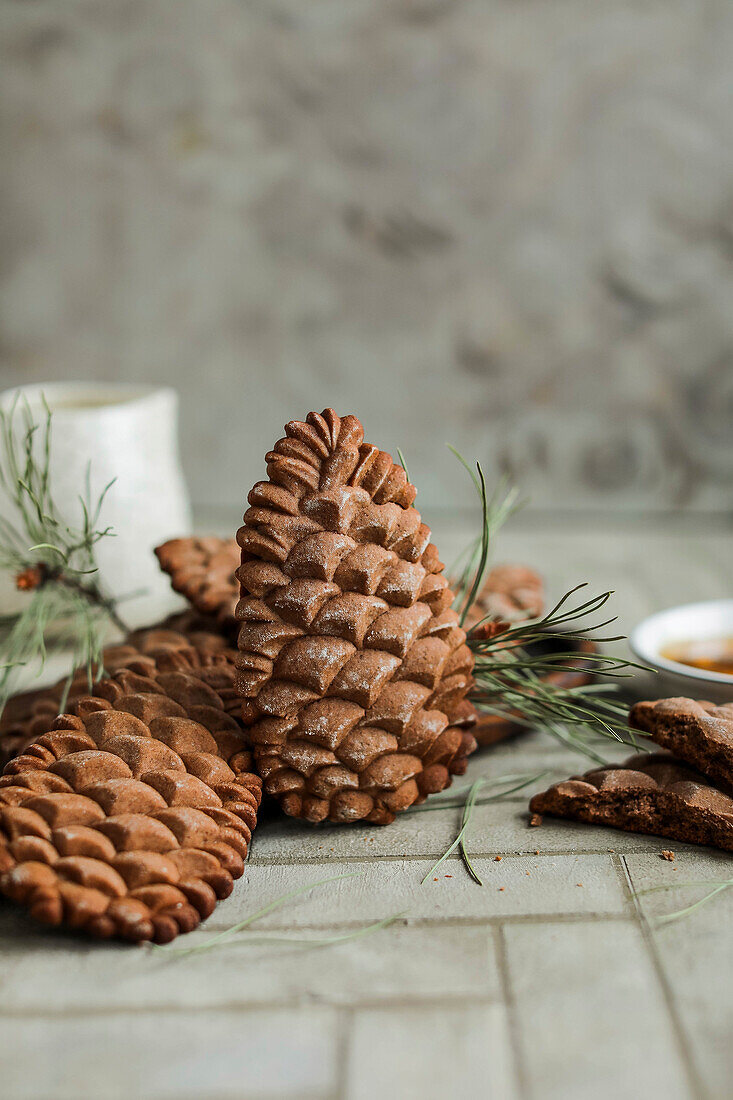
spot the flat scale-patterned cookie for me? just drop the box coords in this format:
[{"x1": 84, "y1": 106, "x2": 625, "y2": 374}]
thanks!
[
  {"x1": 631, "y1": 697, "x2": 733, "y2": 793},
  {"x1": 530, "y1": 753, "x2": 733, "y2": 852},
  {"x1": 0, "y1": 666, "x2": 261, "y2": 943},
  {"x1": 463, "y1": 564, "x2": 544, "y2": 629},
  {"x1": 156, "y1": 537, "x2": 240, "y2": 629},
  {"x1": 236, "y1": 409, "x2": 476, "y2": 825},
  {"x1": 0, "y1": 616, "x2": 239, "y2": 766}
]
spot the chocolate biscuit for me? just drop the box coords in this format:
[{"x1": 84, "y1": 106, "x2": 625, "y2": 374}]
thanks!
[
  {"x1": 631, "y1": 697, "x2": 733, "y2": 793},
  {"x1": 0, "y1": 665, "x2": 261, "y2": 943},
  {"x1": 155, "y1": 537, "x2": 239, "y2": 629},
  {"x1": 464, "y1": 564, "x2": 544, "y2": 629},
  {"x1": 235, "y1": 408, "x2": 476, "y2": 824},
  {"x1": 530, "y1": 753, "x2": 733, "y2": 852},
  {"x1": 0, "y1": 615, "x2": 239, "y2": 767}
]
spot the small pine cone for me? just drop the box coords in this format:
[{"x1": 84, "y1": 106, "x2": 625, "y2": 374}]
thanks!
[
  {"x1": 235, "y1": 408, "x2": 476, "y2": 825},
  {"x1": 0, "y1": 665, "x2": 260, "y2": 943},
  {"x1": 155, "y1": 537, "x2": 240, "y2": 634}
]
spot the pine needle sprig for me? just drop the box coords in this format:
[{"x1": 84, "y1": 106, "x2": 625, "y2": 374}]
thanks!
[
  {"x1": 206, "y1": 912, "x2": 407, "y2": 950},
  {"x1": 633, "y1": 878, "x2": 733, "y2": 926},
  {"x1": 447, "y1": 447, "x2": 524, "y2": 625},
  {"x1": 152, "y1": 871, "x2": 362, "y2": 954},
  {"x1": 538, "y1": 720, "x2": 612, "y2": 766},
  {"x1": 419, "y1": 771, "x2": 547, "y2": 883},
  {"x1": 153, "y1": 871, "x2": 404, "y2": 956},
  {"x1": 421, "y1": 777, "x2": 484, "y2": 884},
  {"x1": 453, "y1": 459, "x2": 654, "y2": 764},
  {"x1": 0, "y1": 395, "x2": 127, "y2": 715},
  {"x1": 468, "y1": 584, "x2": 636, "y2": 651},
  {"x1": 404, "y1": 770, "x2": 547, "y2": 814}
]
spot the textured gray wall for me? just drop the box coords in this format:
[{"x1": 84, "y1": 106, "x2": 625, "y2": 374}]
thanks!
[{"x1": 1, "y1": 0, "x2": 732, "y2": 515}]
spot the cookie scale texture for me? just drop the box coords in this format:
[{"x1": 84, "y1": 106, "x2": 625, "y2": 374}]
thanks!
[
  {"x1": 0, "y1": 665, "x2": 261, "y2": 943},
  {"x1": 235, "y1": 409, "x2": 477, "y2": 825},
  {"x1": 155, "y1": 537, "x2": 240, "y2": 631}
]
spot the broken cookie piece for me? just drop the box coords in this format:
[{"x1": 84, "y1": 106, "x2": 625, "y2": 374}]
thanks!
[
  {"x1": 630, "y1": 697, "x2": 733, "y2": 794},
  {"x1": 529, "y1": 754, "x2": 733, "y2": 853}
]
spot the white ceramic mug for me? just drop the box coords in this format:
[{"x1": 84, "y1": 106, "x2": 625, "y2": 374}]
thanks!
[{"x1": 0, "y1": 382, "x2": 192, "y2": 632}]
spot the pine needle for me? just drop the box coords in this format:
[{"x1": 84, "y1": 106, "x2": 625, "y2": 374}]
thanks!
[
  {"x1": 447, "y1": 446, "x2": 524, "y2": 622},
  {"x1": 404, "y1": 771, "x2": 548, "y2": 814},
  {"x1": 153, "y1": 870, "x2": 366, "y2": 955},
  {"x1": 633, "y1": 878, "x2": 733, "y2": 926},
  {"x1": 421, "y1": 778, "x2": 484, "y2": 884},
  {"x1": 459, "y1": 779, "x2": 485, "y2": 884},
  {"x1": 447, "y1": 459, "x2": 654, "y2": 760},
  {"x1": 419, "y1": 771, "x2": 546, "y2": 884},
  {"x1": 159, "y1": 911, "x2": 408, "y2": 955},
  {"x1": 396, "y1": 448, "x2": 410, "y2": 484}
]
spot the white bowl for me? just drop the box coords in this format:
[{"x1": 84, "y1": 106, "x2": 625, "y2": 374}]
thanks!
[{"x1": 630, "y1": 600, "x2": 733, "y2": 704}]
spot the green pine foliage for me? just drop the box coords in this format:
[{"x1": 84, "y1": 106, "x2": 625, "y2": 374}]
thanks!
[{"x1": 0, "y1": 394, "x2": 126, "y2": 714}]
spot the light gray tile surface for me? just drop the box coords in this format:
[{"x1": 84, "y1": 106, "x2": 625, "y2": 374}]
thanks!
[
  {"x1": 0, "y1": 1009, "x2": 338, "y2": 1100},
  {"x1": 0, "y1": 923, "x2": 502, "y2": 1012},
  {"x1": 503, "y1": 920, "x2": 692, "y2": 1100},
  {"x1": 0, "y1": 520, "x2": 731, "y2": 1099},
  {"x1": 346, "y1": 1004, "x2": 519, "y2": 1100},
  {"x1": 212, "y1": 853, "x2": 627, "y2": 929},
  {"x1": 624, "y1": 850, "x2": 733, "y2": 1100}
]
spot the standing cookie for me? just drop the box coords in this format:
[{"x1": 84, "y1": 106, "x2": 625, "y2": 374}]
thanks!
[{"x1": 235, "y1": 409, "x2": 476, "y2": 824}]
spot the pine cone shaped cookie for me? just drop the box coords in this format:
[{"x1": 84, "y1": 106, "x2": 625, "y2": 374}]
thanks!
[
  {"x1": 0, "y1": 665, "x2": 261, "y2": 943},
  {"x1": 463, "y1": 564, "x2": 544, "y2": 628},
  {"x1": 155, "y1": 537, "x2": 240, "y2": 631},
  {"x1": 235, "y1": 409, "x2": 476, "y2": 825},
  {"x1": 0, "y1": 615, "x2": 239, "y2": 767}
]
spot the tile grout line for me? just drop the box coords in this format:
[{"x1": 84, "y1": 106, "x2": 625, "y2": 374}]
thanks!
[
  {"x1": 334, "y1": 1004, "x2": 352, "y2": 1100},
  {"x1": 615, "y1": 854, "x2": 708, "y2": 1100},
  {"x1": 247, "y1": 845, "x2": 685, "y2": 866},
  {"x1": 0, "y1": 911, "x2": 639, "y2": 954},
  {"x1": 493, "y1": 923, "x2": 530, "y2": 1100},
  {"x1": 0, "y1": 996, "x2": 502, "y2": 1021},
  {"x1": 195, "y1": 911, "x2": 632, "y2": 934}
]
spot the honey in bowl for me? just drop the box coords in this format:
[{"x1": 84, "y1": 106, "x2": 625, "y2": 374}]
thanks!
[{"x1": 661, "y1": 638, "x2": 733, "y2": 677}]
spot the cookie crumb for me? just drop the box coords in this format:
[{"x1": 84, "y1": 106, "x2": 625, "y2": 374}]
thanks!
[
  {"x1": 494, "y1": 855, "x2": 502, "y2": 862},
  {"x1": 661, "y1": 850, "x2": 675, "y2": 862},
  {"x1": 499, "y1": 887, "x2": 505, "y2": 892},
  {"x1": 534, "y1": 850, "x2": 540, "y2": 856},
  {"x1": 529, "y1": 813, "x2": 543, "y2": 827},
  {"x1": 576, "y1": 882, "x2": 583, "y2": 887}
]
